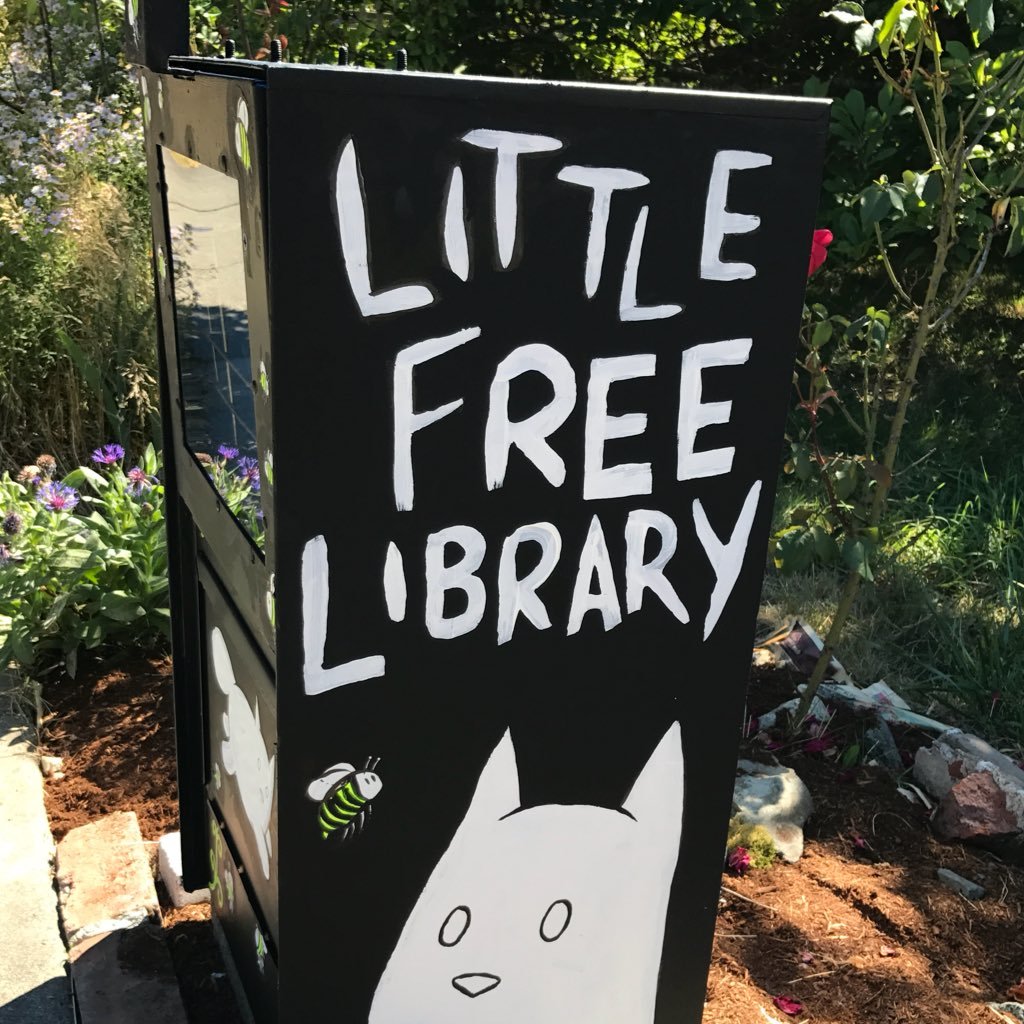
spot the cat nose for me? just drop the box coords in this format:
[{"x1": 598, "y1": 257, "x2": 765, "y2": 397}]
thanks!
[{"x1": 452, "y1": 973, "x2": 501, "y2": 998}]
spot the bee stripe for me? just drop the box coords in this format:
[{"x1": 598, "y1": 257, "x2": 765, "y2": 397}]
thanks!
[
  {"x1": 343, "y1": 781, "x2": 367, "y2": 804},
  {"x1": 320, "y1": 804, "x2": 349, "y2": 827},
  {"x1": 334, "y1": 789, "x2": 362, "y2": 812}
]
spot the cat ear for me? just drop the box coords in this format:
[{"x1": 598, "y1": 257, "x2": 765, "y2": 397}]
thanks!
[
  {"x1": 211, "y1": 628, "x2": 236, "y2": 695},
  {"x1": 622, "y1": 721, "x2": 684, "y2": 827},
  {"x1": 460, "y1": 729, "x2": 521, "y2": 826}
]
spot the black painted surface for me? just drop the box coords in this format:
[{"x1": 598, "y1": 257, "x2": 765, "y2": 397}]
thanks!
[{"x1": 264, "y1": 65, "x2": 829, "y2": 1022}]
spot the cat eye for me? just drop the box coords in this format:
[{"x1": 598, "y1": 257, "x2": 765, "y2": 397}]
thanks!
[
  {"x1": 539, "y1": 899, "x2": 572, "y2": 942},
  {"x1": 439, "y1": 905, "x2": 471, "y2": 947}
]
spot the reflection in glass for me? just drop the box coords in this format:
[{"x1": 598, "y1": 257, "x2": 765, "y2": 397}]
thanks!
[{"x1": 163, "y1": 148, "x2": 264, "y2": 551}]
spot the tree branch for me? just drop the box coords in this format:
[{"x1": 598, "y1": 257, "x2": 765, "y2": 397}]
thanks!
[{"x1": 873, "y1": 223, "x2": 917, "y2": 309}]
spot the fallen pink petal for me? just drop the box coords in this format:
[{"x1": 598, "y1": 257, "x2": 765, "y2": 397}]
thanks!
[
  {"x1": 799, "y1": 950, "x2": 815, "y2": 964},
  {"x1": 728, "y1": 846, "x2": 752, "y2": 875},
  {"x1": 773, "y1": 994, "x2": 805, "y2": 1016}
]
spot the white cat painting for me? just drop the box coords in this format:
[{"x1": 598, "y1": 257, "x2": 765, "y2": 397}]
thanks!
[
  {"x1": 369, "y1": 722, "x2": 684, "y2": 1024},
  {"x1": 211, "y1": 627, "x2": 276, "y2": 879}
]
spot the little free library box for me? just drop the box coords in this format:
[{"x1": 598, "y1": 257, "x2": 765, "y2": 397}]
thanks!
[{"x1": 129, "y1": 8, "x2": 829, "y2": 1020}]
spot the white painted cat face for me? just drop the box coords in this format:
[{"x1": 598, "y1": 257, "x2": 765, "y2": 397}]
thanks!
[
  {"x1": 211, "y1": 627, "x2": 276, "y2": 879},
  {"x1": 369, "y1": 723, "x2": 683, "y2": 1024}
]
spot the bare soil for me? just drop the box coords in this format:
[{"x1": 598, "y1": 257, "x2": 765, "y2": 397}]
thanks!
[{"x1": 39, "y1": 655, "x2": 1024, "y2": 1023}]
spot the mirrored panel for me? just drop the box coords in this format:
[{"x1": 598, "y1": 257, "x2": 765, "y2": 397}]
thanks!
[{"x1": 162, "y1": 148, "x2": 264, "y2": 552}]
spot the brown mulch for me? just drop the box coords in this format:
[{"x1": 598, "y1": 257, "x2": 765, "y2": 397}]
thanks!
[
  {"x1": 40, "y1": 653, "x2": 179, "y2": 842},
  {"x1": 39, "y1": 654, "x2": 243, "y2": 1024},
  {"x1": 38, "y1": 654, "x2": 1024, "y2": 1024}
]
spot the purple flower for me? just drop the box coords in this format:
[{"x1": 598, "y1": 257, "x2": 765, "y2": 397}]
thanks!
[
  {"x1": 236, "y1": 457, "x2": 260, "y2": 492},
  {"x1": 126, "y1": 466, "x2": 153, "y2": 496},
  {"x1": 2, "y1": 512, "x2": 22, "y2": 536},
  {"x1": 217, "y1": 444, "x2": 239, "y2": 460},
  {"x1": 90, "y1": 443, "x2": 125, "y2": 465},
  {"x1": 37, "y1": 482, "x2": 79, "y2": 512}
]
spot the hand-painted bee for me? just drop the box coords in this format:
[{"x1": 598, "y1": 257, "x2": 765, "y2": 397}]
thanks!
[{"x1": 306, "y1": 756, "x2": 382, "y2": 840}]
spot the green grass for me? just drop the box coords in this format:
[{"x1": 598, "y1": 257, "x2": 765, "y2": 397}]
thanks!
[{"x1": 763, "y1": 316, "x2": 1024, "y2": 753}]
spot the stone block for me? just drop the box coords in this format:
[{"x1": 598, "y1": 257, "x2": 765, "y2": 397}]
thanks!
[{"x1": 56, "y1": 811, "x2": 159, "y2": 948}]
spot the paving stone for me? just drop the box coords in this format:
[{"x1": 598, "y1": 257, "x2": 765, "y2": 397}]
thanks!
[
  {"x1": 70, "y1": 924, "x2": 187, "y2": 1024},
  {"x1": 0, "y1": 678, "x2": 74, "y2": 1024},
  {"x1": 158, "y1": 832, "x2": 210, "y2": 908},
  {"x1": 56, "y1": 811, "x2": 159, "y2": 948}
]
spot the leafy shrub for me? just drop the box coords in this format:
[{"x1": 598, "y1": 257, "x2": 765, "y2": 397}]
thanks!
[
  {"x1": 0, "y1": 0, "x2": 155, "y2": 469},
  {"x1": 0, "y1": 443, "x2": 168, "y2": 679}
]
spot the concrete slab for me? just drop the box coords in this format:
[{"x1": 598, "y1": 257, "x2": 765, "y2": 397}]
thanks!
[
  {"x1": 0, "y1": 678, "x2": 74, "y2": 1024},
  {"x1": 56, "y1": 811, "x2": 160, "y2": 948},
  {"x1": 70, "y1": 924, "x2": 187, "y2": 1024}
]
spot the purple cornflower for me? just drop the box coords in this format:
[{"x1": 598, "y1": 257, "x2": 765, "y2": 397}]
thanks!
[
  {"x1": 126, "y1": 466, "x2": 153, "y2": 496},
  {"x1": 37, "y1": 482, "x2": 80, "y2": 512},
  {"x1": 217, "y1": 444, "x2": 239, "y2": 460},
  {"x1": 91, "y1": 443, "x2": 125, "y2": 465},
  {"x1": 236, "y1": 457, "x2": 260, "y2": 492},
  {"x1": 2, "y1": 511, "x2": 22, "y2": 536}
]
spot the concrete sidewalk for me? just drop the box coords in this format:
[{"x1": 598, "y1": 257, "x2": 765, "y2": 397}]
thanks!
[{"x1": 0, "y1": 677, "x2": 74, "y2": 1024}]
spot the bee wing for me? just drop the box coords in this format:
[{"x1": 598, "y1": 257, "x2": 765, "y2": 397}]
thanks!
[{"x1": 306, "y1": 763, "x2": 355, "y2": 801}]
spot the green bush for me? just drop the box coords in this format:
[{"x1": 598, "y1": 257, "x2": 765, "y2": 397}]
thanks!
[
  {"x1": 0, "y1": 0, "x2": 156, "y2": 470},
  {"x1": 0, "y1": 443, "x2": 168, "y2": 679}
]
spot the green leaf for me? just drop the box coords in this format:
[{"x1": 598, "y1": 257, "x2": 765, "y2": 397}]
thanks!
[
  {"x1": 966, "y1": 0, "x2": 994, "y2": 42},
  {"x1": 853, "y1": 19, "x2": 878, "y2": 52},
  {"x1": 812, "y1": 320, "x2": 834, "y2": 347},
  {"x1": 99, "y1": 592, "x2": 146, "y2": 623},
  {"x1": 945, "y1": 39, "x2": 971, "y2": 64},
  {"x1": 860, "y1": 184, "x2": 893, "y2": 227},
  {"x1": 840, "y1": 743, "x2": 862, "y2": 769},
  {"x1": 825, "y1": 2, "x2": 866, "y2": 24},
  {"x1": 1005, "y1": 197, "x2": 1024, "y2": 258},
  {"x1": 51, "y1": 548, "x2": 93, "y2": 570},
  {"x1": 834, "y1": 461, "x2": 860, "y2": 499},
  {"x1": 845, "y1": 89, "x2": 866, "y2": 126},
  {"x1": 810, "y1": 525, "x2": 841, "y2": 564},
  {"x1": 878, "y1": 0, "x2": 909, "y2": 57},
  {"x1": 63, "y1": 466, "x2": 109, "y2": 493},
  {"x1": 774, "y1": 528, "x2": 816, "y2": 574},
  {"x1": 842, "y1": 537, "x2": 875, "y2": 580}
]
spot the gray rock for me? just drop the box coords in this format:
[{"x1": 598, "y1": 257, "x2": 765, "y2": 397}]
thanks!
[
  {"x1": 936, "y1": 867, "x2": 985, "y2": 900},
  {"x1": 733, "y1": 760, "x2": 814, "y2": 862},
  {"x1": 864, "y1": 719, "x2": 903, "y2": 773}
]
